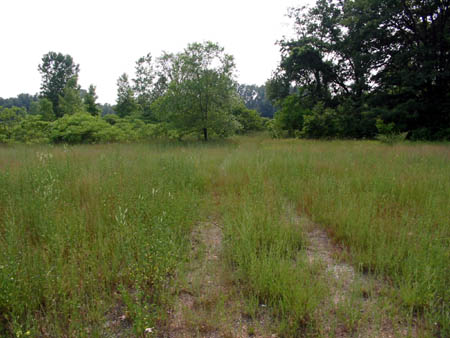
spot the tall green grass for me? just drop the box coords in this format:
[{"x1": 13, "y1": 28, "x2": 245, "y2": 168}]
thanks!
[
  {"x1": 206, "y1": 137, "x2": 448, "y2": 336},
  {"x1": 226, "y1": 139, "x2": 449, "y2": 335},
  {"x1": 0, "y1": 144, "x2": 210, "y2": 336},
  {"x1": 0, "y1": 138, "x2": 448, "y2": 336},
  {"x1": 217, "y1": 148, "x2": 327, "y2": 336}
]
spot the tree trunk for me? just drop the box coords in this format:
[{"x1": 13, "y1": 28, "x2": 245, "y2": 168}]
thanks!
[{"x1": 203, "y1": 128, "x2": 208, "y2": 141}]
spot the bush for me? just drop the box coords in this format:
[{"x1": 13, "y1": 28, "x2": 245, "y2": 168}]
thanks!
[
  {"x1": 50, "y1": 112, "x2": 120, "y2": 144},
  {"x1": 231, "y1": 103, "x2": 264, "y2": 133},
  {"x1": 410, "y1": 127, "x2": 450, "y2": 141},
  {"x1": 274, "y1": 94, "x2": 309, "y2": 137},
  {"x1": 0, "y1": 106, "x2": 27, "y2": 143},
  {"x1": 266, "y1": 119, "x2": 285, "y2": 139},
  {"x1": 300, "y1": 103, "x2": 341, "y2": 139},
  {"x1": 376, "y1": 132, "x2": 408, "y2": 145},
  {"x1": 335, "y1": 100, "x2": 378, "y2": 138},
  {"x1": 12, "y1": 115, "x2": 51, "y2": 144},
  {"x1": 210, "y1": 113, "x2": 243, "y2": 138},
  {"x1": 1, "y1": 102, "x2": 250, "y2": 144},
  {"x1": 375, "y1": 118, "x2": 408, "y2": 145},
  {"x1": 50, "y1": 113, "x2": 180, "y2": 144}
]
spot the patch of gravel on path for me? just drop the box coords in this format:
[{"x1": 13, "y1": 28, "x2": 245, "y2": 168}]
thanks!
[
  {"x1": 163, "y1": 219, "x2": 273, "y2": 338},
  {"x1": 297, "y1": 214, "x2": 418, "y2": 337}
]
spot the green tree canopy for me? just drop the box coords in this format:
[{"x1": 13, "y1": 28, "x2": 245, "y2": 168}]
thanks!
[
  {"x1": 58, "y1": 77, "x2": 85, "y2": 116},
  {"x1": 84, "y1": 85, "x2": 101, "y2": 116},
  {"x1": 38, "y1": 52, "x2": 80, "y2": 118},
  {"x1": 268, "y1": 0, "x2": 450, "y2": 140},
  {"x1": 133, "y1": 53, "x2": 155, "y2": 120},
  {"x1": 29, "y1": 98, "x2": 55, "y2": 121},
  {"x1": 115, "y1": 73, "x2": 140, "y2": 118},
  {"x1": 155, "y1": 41, "x2": 239, "y2": 141}
]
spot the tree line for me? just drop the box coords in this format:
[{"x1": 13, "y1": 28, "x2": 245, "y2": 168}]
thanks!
[
  {"x1": 1, "y1": 0, "x2": 448, "y2": 143},
  {"x1": 0, "y1": 42, "x2": 266, "y2": 144},
  {"x1": 267, "y1": 0, "x2": 449, "y2": 140}
]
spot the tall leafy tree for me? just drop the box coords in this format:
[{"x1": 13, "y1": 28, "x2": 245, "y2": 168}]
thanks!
[
  {"x1": 100, "y1": 103, "x2": 116, "y2": 116},
  {"x1": 269, "y1": 0, "x2": 450, "y2": 139},
  {"x1": 84, "y1": 85, "x2": 101, "y2": 116},
  {"x1": 270, "y1": 0, "x2": 386, "y2": 103},
  {"x1": 133, "y1": 53, "x2": 155, "y2": 119},
  {"x1": 58, "y1": 77, "x2": 84, "y2": 115},
  {"x1": 156, "y1": 42, "x2": 238, "y2": 141},
  {"x1": 372, "y1": 0, "x2": 450, "y2": 136},
  {"x1": 38, "y1": 52, "x2": 80, "y2": 118},
  {"x1": 115, "y1": 73, "x2": 139, "y2": 118},
  {"x1": 131, "y1": 52, "x2": 177, "y2": 122}
]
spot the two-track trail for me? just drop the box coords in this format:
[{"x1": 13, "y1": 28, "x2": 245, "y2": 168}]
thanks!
[
  {"x1": 161, "y1": 214, "x2": 418, "y2": 337},
  {"x1": 159, "y1": 143, "x2": 420, "y2": 338}
]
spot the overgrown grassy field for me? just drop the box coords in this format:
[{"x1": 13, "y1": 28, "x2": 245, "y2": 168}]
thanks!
[{"x1": 0, "y1": 137, "x2": 448, "y2": 337}]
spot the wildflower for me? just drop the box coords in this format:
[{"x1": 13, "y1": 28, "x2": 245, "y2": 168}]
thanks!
[{"x1": 144, "y1": 327, "x2": 154, "y2": 333}]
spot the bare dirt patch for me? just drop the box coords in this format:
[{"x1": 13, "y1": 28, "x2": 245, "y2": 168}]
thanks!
[
  {"x1": 162, "y1": 218, "x2": 273, "y2": 338},
  {"x1": 298, "y1": 215, "x2": 419, "y2": 337}
]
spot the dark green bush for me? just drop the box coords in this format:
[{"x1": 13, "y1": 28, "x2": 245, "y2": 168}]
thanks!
[{"x1": 300, "y1": 103, "x2": 341, "y2": 139}]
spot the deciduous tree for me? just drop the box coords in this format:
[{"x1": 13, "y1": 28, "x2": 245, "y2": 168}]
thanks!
[
  {"x1": 133, "y1": 53, "x2": 155, "y2": 120},
  {"x1": 38, "y1": 52, "x2": 80, "y2": 117},
  {"x1": 115, "y1": 73, "x2": 140, "y2": 118},
  {"x1": 269, "y1": 0, "x2": 450, "y2": 139},
  {"x1": 84, "y1": 85, "x2": 101, "y2": 116},
  {"x1": 58, "y1": 77, "x2": 84, "y2": 115},
  {"x1": 156, "y1": 41, "x2": 238, "y2": 141}
]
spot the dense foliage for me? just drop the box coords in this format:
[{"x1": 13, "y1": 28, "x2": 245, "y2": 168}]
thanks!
[
  {"x1": 151, "y1": 42, "x2": 241, "y2": 141},
  {"x1": 0, "y1": 43, "x2": 265, "y2": 144},
  {"x1": 0, "y1": 94, "x2": 37, "y2": 111},
  {"x1": 38, "y1": 52, "x2": 80, "y2": 118},
  {"x1": 268, "y1": 0, "x2": 450, "y2": 140},
  {"x1": 0, "y1": 106, "x2": 212, "y2": 145}
]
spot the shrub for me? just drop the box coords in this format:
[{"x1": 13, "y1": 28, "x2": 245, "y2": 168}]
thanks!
[
  {"x1": 274, "y1": 94, "x2": 309, "y2": 137},
  {"x1": 300, "y1": 103, "x2": 341, "y2": 139},
  {"x1": 266, "y1": 119, "x2": 284, "y2": 139},
  {"x1": 375, "y1": 118, "x2": 408, "y2": 145},
  {"x1": 231, "y1": 103, "x2": 264, "y2": 133},
  {"x1": 12, "y1": 115, "x2": 51, "y2": 144},
  {"x1": 0, "y1": 106, "x2": 27, "y2": 143},
  {"x1": 50, "y1": 112, "x2": 119, "y2": 144}
]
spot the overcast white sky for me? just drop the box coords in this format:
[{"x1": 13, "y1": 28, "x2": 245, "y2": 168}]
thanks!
[{"x1": 0, "y1": 0, "x2": 312, "y2": 104}]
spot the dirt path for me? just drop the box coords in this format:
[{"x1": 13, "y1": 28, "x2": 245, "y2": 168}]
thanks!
[
  {"x1": 298, "y1": 215, "x2": 419, "y2": 337},
  {"x1": 162, "y1": 218, "x2": 273, "y2": 338},
  {"x1": 161, "y1": 197, "x2": 419, "y2": 338}
]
